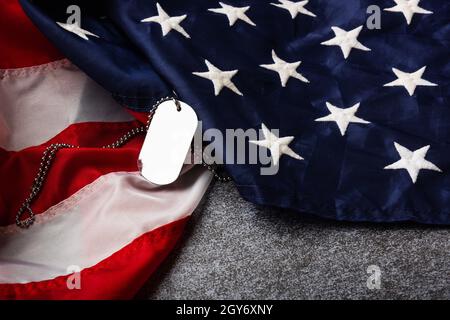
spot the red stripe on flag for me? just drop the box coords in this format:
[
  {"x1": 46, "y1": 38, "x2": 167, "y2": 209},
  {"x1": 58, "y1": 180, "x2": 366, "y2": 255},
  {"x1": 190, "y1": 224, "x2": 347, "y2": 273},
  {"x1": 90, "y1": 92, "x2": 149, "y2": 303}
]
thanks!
[
  {"x1": 0, "y1": 121, "x2": 145, "y2": 226},
  {"x1": 0, "y1": 0, "x2": 63, "y2": 69},
  {"x1": 0, "y1": 216, "x2": 188, "y2": 299}
]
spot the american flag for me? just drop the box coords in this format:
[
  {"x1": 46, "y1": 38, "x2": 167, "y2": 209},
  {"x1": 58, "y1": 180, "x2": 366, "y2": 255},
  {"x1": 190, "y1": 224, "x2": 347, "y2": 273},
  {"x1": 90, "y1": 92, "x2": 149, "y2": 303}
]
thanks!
[
  {"x1": 1, "y1": 0, "x2": 449, "y2": 298},
  {"x1": 0, "y1": 1, "x2": 211, "y2": 299}
]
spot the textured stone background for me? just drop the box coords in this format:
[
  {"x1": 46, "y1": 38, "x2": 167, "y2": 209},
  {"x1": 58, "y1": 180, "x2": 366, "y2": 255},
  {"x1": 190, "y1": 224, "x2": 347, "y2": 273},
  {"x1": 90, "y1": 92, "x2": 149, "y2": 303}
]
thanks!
[{"x1": 137, "y1": 181, "x2": 449, "y2": 300}]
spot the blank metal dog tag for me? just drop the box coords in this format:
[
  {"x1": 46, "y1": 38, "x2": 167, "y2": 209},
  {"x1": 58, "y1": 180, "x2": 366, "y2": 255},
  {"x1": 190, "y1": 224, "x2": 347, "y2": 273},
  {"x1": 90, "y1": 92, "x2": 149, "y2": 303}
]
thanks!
[{"x1": 138, "y1": 100, "x2": 198, "y2": 185}]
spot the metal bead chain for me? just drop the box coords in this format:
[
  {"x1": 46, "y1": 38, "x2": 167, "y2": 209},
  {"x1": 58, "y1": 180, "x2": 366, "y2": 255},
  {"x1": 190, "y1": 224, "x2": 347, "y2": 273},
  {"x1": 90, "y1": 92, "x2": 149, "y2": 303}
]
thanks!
[
  {"x1": 16, "y1": 127, "x2": 147, "y2": 228},
  {"x1": 16, "y1": 96, "x2": 231, "y2": 228},
  {"x1": 16, "y1": 143, "x2": 79, "y2": 228},
  {"x1": 201, "y1": 163, "x2": 233, "y2": 182}
]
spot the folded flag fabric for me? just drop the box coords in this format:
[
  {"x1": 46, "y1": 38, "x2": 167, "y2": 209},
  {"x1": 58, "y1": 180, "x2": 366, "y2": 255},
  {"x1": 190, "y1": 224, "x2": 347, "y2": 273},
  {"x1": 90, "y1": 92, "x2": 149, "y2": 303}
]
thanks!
[
  {"x1": 20, "y1": 0, "x2": 450, "y2": 224},
  {"x1": 0, "y1": 1, "x2": 212, "y2": 299}
]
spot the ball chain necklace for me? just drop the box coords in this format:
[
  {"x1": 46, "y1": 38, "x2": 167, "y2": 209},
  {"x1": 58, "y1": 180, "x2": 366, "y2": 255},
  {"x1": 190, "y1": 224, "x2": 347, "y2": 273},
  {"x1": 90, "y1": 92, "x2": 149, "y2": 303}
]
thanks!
[{"x1": 16, "y1": 96, "x2": 231, "y2": 229}]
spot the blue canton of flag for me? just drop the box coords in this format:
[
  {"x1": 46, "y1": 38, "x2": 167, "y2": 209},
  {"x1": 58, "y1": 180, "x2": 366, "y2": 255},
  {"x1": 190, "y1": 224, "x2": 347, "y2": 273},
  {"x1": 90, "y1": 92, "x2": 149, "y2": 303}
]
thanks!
[{"x1": 21, "y1": 0, "x2": 450, "y2": 224}]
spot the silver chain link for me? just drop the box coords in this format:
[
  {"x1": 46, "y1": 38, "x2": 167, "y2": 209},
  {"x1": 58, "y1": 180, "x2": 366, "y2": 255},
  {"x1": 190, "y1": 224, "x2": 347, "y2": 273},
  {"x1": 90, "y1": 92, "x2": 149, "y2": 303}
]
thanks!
[
  {"x1": 16, "y1": 97, "x2": 231, "y2": 228},
  {"x1": 201, "y1": 163, "x2": 233, "y2": 182}
]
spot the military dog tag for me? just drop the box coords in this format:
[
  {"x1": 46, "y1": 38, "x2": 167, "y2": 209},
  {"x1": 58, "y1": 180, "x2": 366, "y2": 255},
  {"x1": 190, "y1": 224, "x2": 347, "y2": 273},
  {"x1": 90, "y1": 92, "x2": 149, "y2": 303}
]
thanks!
[{"x1": 138, "y1": 100, "x2": 198, "y2": 185}]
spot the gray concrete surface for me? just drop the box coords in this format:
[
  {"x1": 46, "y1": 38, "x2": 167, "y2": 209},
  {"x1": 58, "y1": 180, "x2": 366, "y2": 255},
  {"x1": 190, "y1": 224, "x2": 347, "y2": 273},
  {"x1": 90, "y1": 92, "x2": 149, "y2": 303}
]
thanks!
[{"x1": 137, "y1": 181, "x2": 450, "y2": 300}]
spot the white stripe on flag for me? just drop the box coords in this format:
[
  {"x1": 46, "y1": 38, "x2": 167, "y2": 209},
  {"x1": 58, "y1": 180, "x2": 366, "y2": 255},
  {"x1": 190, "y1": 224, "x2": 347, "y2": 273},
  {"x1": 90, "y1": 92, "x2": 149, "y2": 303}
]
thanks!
[
  {"x1": 0, "y1": 167, "x2": 212, "y2": 284},
  {"x1": 0, "y1": 59, "x2": 133, "y2": 151}
]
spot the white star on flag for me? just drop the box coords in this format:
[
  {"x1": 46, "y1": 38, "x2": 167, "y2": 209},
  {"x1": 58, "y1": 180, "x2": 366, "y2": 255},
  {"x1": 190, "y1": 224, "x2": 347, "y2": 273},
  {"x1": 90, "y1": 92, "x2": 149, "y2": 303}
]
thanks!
[
  {"x1": 315, "y1": 102, "x2": 370, "y2": 136},
  {"x1": 141, "y1": 3, "x2": 190, "y2": 38},
  {"x1": 271, "y1": 0, "x2": 316, "y2": 19},
  {"x1": 208, "y1": 2, "x2": 256, "y2": 27},
  {"x1": 321, "y1": 25, "x2": 371, "y2": 59},
  {"x1": 384, "y1": 142, "x2": 442, "y2": 183},
  {"x1": 193, "y1": 59, "x2": 243, "y2": 96},
  {"x1": 250, "y1": 123, "x2": 303, "y2": 166},
  {"x1": 56, "y1": 22, "x2": 99, "y2": 40},
  {"x1": 260, "y1": 50, "x2": 309, "y2": 87},
  {"x1": 383, "y1": 66, "x2": 437, "y2": 96},
  {"x1": 384, "y1": 0, "x2": 433, "y2": 25}
]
